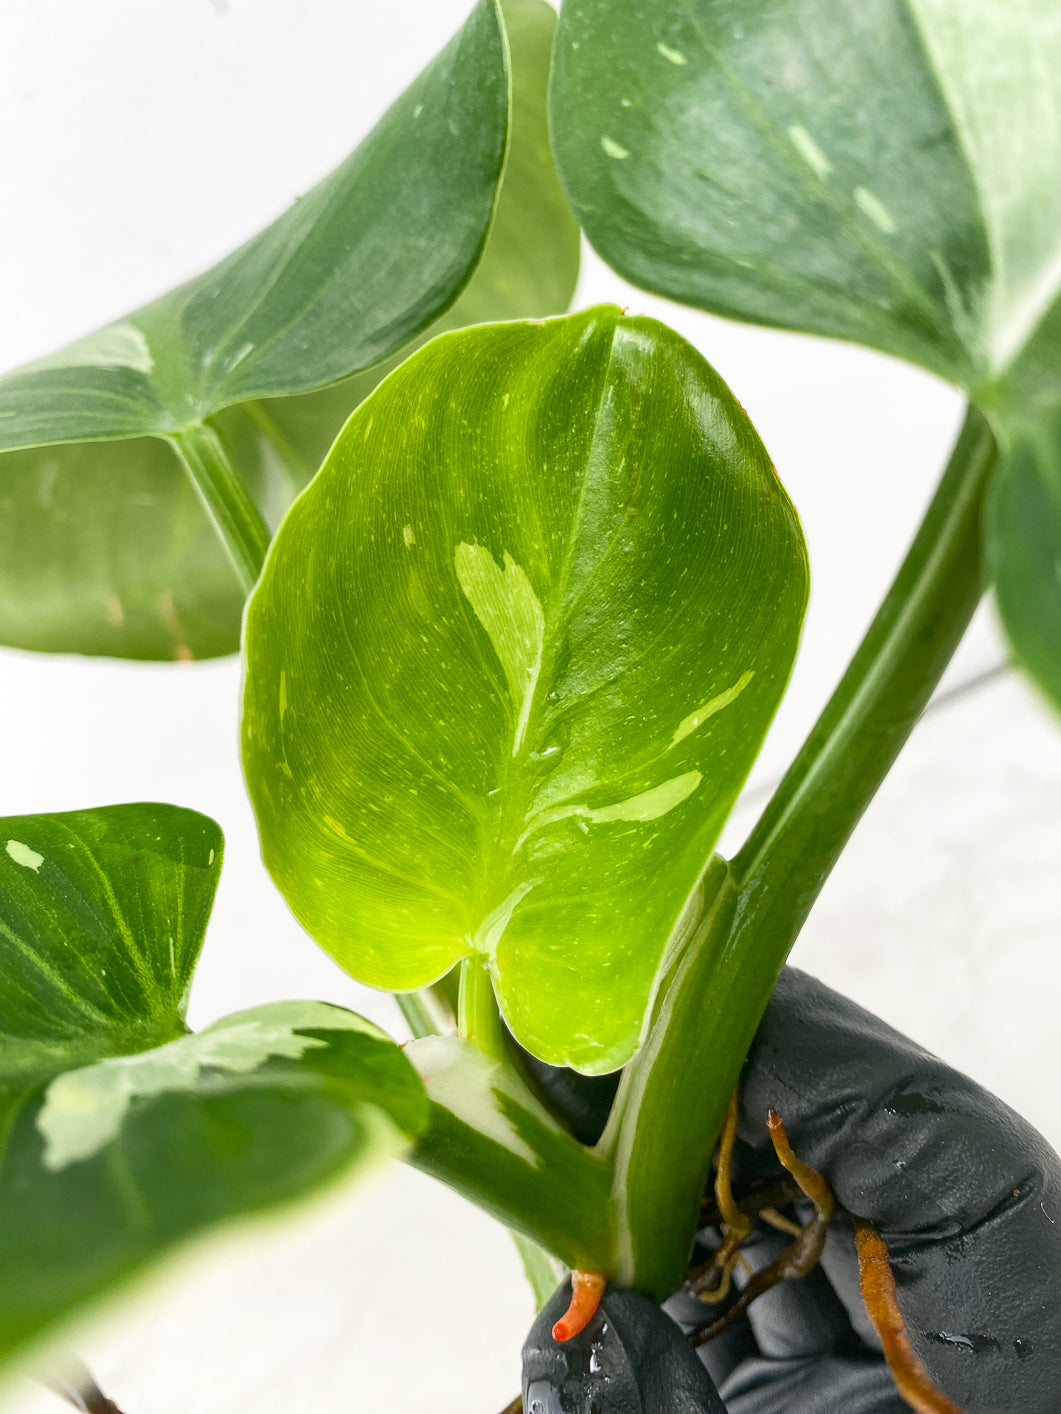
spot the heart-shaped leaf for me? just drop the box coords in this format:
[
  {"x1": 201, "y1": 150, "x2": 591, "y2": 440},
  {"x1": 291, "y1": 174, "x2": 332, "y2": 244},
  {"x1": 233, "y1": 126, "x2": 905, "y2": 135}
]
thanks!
[
  {"x1": 241, "y1": 306, "x2": 808, "y2": 1073},
  {"x1": 550, "y1": 0, "x2": 1061, "y2": 711},
  {"x1": 0, "y1": 0, "x2": 578, "y2": 660},
  {"x1": 0, "y1": 804, "x2": 426, "y2": 1372}
]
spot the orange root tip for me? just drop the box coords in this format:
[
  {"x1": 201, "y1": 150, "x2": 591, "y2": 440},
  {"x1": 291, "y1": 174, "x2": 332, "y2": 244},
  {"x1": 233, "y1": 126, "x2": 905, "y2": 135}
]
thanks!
[{"x1": 551, "y1": 1271, "x2": 607, "y2": 1343}]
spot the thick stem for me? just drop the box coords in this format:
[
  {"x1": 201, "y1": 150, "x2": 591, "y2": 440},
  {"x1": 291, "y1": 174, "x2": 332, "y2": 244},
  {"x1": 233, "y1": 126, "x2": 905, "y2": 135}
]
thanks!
[
  {"x1": 167, "y1": 422, "x2": 271, "y2": 594},
  {"x1": 612, "y1": 405, "x2": 997, "y2": 1298},
  {"x1": 732, "y1": 405, "x2": 996, "y2": 891}
]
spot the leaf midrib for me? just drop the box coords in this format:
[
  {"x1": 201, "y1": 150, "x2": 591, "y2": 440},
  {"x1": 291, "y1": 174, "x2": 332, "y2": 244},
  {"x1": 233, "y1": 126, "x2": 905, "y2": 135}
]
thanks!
[{"x1": 473, "y1": 320, "x2": 624, "y2": 932}]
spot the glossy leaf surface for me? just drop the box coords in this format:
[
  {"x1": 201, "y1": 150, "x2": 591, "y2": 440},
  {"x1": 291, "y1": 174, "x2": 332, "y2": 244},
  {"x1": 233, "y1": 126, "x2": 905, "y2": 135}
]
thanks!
[
  {"x1": 0, "y1": 804, "x2": 426, "y2": 1370},
  {"x1": 551, "y1": 0, "x2": 1060, "y2": 388},
  {"x1": 242, "y1": 307, "x2": 808, "y2": 1072},
  {"x1": 0, "y1": 803, "x2": 221, "y2": 1078},
  {"x1": 0, "y1": 0, "x2": 578, "y2": 659},
  {"x1": 551, "y1": 0, "x2": 1061, "y2": 711}
]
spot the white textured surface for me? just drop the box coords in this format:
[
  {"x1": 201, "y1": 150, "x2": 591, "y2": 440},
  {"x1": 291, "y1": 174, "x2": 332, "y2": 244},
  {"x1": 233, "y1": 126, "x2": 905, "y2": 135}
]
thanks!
[{"x1": 0, "y1": 2, "x2": 1058, "y2": 1412}]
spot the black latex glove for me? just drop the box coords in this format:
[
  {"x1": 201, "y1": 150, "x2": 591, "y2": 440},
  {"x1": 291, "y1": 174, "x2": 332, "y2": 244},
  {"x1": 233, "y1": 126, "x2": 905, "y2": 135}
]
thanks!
[{"x1": 521, "y1": 968, "x2": 1061, "y2": 1412}]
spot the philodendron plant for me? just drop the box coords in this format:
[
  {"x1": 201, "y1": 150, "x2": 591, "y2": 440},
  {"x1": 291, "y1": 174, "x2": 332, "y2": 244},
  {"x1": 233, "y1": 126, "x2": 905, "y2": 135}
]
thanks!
[{"x1": 0, "y1": 2, "x2": 1059, "y2": 1413}]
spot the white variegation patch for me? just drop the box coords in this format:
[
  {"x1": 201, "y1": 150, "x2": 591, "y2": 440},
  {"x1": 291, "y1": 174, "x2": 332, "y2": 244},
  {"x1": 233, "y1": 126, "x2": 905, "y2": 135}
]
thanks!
[
  {"x1": 37, "y1": 1001, "x2": 380, "y2": 1171},
  {"x1": 407, "y1": 1035, "x2": 557, "y2": 1168},
  {"x1": 669, "y1": 670, "x2": 755, "y2": 748}
]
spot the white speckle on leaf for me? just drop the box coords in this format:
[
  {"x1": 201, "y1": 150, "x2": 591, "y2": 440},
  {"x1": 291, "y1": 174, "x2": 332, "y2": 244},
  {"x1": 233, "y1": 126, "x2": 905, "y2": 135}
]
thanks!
[
  {"x1": 208, "y1": 848, "x2": 215, "y2": 865},
  {"x1": 37, "y1": 1002, "x2": 379, "y2": 1170},
  {"x1": 854, "y1": 186, "x2": 897, "y2": 234},
  {"x1": 787, "y1": 124, "x2": 832, "y2": 180},
  {"x1": 6, "y1": 840, "x2": 43, "y2": 872},
  {"x1": 656, "y1": 42, "x2": 687, "y2": 65},
  {"x1": 601, "y1": 136, "x2": 630, "y2": 160},
  {"x1": 403, "y1": 525, "x2": 416, "y2": 548},
  {"x1": 413, "y1": 104, "x2": 424, "y2": 119},
  {"x1": 670, "y1": 670, "x2": 755, "y2": 747},
  {"x1": 104, "y1": 595, "x2": 125, "y2": 630}
]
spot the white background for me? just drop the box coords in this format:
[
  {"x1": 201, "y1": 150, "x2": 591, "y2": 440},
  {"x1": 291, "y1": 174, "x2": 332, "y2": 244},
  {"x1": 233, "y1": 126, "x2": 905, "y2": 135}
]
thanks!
[{"x1": 0, "y1": 3, "x2": 1059, "y2": 1412}]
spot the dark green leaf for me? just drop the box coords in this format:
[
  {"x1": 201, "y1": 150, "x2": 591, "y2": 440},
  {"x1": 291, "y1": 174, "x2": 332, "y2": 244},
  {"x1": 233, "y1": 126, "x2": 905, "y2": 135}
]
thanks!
[
  {"x1": 241, "y1": 306, "x2": 808, "y2": 1073},
  {"x1": 0, "y1": 804, "x2": 426, "y2": 1372},
  {"x1": 255, "y1": 0, "x2": 582, "y2": 476},
  {"x1": 0, "y1": 2, "x2": 507, "y2": 443},
  {"x1": 549, "y1": 0, "x2": 1060, "y2": 389},
  {"x1": 0, "y1": 803, "x2": 221, "y2": 1079},
  {"x1": 551, "y1": 0, "x2": 1061, "y2": 713},
  {"x1": 0, "y1": 0, "x2": 578, "y2": 659}
]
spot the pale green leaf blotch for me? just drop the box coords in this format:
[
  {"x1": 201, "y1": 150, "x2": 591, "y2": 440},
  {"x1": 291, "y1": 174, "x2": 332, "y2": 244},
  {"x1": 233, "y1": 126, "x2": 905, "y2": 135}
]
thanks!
[{"x1": 455, "y1": 542, "x2": 545, "y2": 754}]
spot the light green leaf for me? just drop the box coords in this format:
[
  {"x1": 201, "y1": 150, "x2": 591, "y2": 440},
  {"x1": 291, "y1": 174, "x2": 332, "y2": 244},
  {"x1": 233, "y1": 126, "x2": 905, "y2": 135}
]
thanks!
[
  {"x1": 549, "y1": 0, "x2": 1060, "y2": 388},
  {"x1": 241, "y1": 306, "x2": 808, "y2": 1073},
  {"x1": 0, "y1": 804, "x2": 426, "y2": 1373},
  {"x1": 0, "y1": 0, "x2": 578, "y2": 660}
]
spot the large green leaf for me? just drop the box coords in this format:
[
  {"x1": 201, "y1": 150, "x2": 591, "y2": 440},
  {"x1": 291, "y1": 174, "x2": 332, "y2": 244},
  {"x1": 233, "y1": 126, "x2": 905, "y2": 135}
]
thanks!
[
  {"x1": 550, "y1": 0, "x2": 1060, "y2": 387},
  {"x1": 0, "y1": 0, "x2": 578, "y2": 660},
  {"x1": 0, "y1": 804, "x2": 426, "y2": 1371},
  {"x1": 241, "y1": 306, "x2": 808, "y2": 1073},
  {"x1": 550, "y1": 0, "x2": 1061, "y2": 709},
  {"x1": 253, "y1": 0, "x2": 581, "y2": 478}
]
